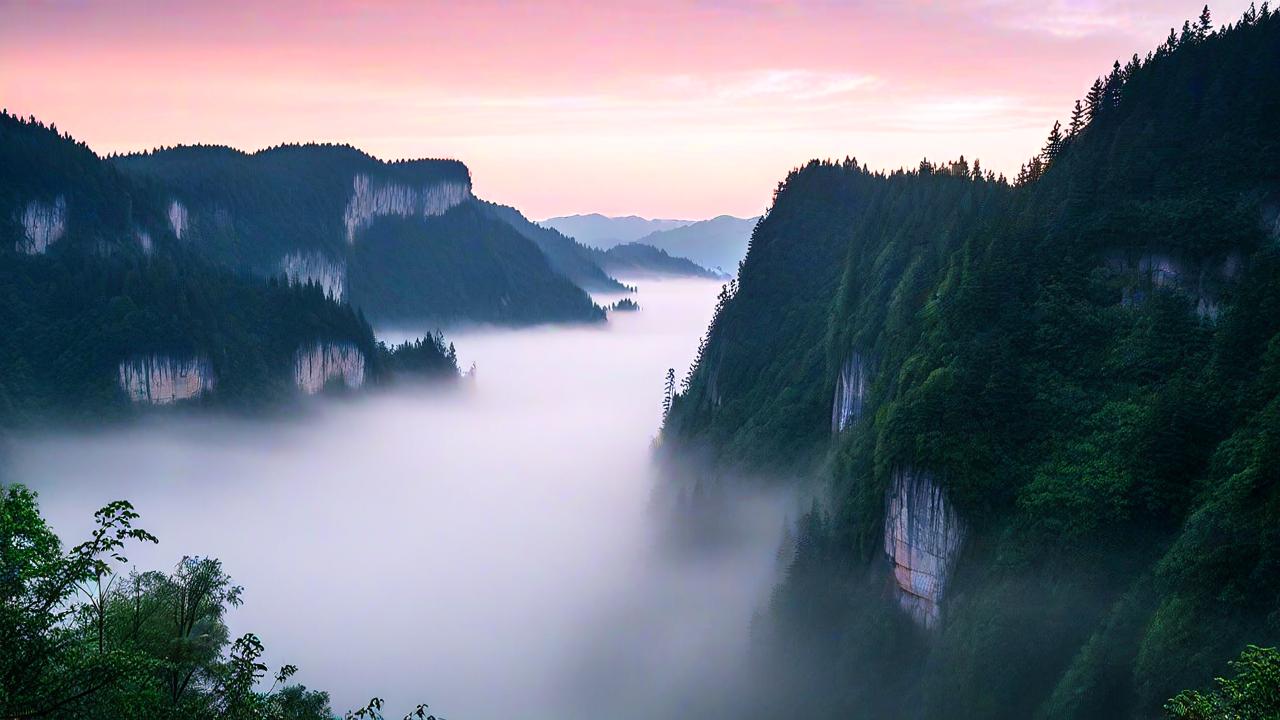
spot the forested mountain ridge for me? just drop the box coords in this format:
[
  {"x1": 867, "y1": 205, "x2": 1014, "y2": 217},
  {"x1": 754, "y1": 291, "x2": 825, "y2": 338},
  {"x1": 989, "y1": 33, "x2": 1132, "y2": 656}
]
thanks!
[
  {"x1": 0, "y1": 112, "x2": 457, "y2": 425},
  {"x1": 114, "y1": 144, "x2": 605, "y2": 325},
  {"x1": 591, "y1": 241, "x2": 726, "y2": 280},
  {"x1": 477, "y1": 199, "x2": 630, "y2": 292},
  {"x1": 663, "y1": 7, "x2": 1280, "y2": 718}
]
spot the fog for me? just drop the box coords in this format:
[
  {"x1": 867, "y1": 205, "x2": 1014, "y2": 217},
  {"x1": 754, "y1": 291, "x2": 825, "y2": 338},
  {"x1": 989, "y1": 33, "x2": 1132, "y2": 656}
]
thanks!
[{"x1": 5, "y1": 278, "x2": 790, "y2": 720}]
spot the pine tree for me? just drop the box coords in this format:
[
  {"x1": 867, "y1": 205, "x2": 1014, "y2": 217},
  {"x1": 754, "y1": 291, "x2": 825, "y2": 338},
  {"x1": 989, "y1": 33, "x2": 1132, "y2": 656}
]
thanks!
[
  {"x1": 1198, "y1": 5, "x2": 1213, "y2": 38},
  {"x1": 663, "y1": 368, "x2": 676, "y2": 418},
  {"x1": 1041, "y1": 120, "x2": 1065, "y2": 164},
  {"x1": 1104, "y1": 60, "x2": 1124, "y2": 109},
  {"x1": 1085, "y1": 78, "x2": 1105, "y2": 121},
  {"x1": 1068, "y1": 100, "x2": 1085, "y2": 137}
]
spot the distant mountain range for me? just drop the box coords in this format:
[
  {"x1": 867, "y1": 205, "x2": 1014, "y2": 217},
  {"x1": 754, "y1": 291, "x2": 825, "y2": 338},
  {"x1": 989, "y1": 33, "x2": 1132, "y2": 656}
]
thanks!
[
  {"x1": 541, "y1": 213, "x2": 758, "y2": 275},
  {"x1": 0, "y1": 114, "x2": 726, "y2": 421},
  {"x1": 540, "y1": 214, "x2": 691, "y2": 248},
  {"x1": 632, "y1": 215, "x2": 759, "y2": 274}
]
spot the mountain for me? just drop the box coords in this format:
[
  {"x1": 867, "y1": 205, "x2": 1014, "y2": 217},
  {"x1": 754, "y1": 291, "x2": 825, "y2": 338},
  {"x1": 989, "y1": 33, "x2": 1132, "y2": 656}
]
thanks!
[
  {"x1": 0, "y1": 112, "x2": 456, "y2": 424},
  {"x1": 663, "y1": 10, "x2": 1280, "y2": 719},
  {"x1": 590, "y1": 242, "x2": 725, "y2": 280},
  {"x1": 478, "y1": 200, "x2": 629, "y2": 292},
  {"x1": 113, "y1": 145, "x2": 604, "y2": 326},
  {"x1": 632, "y1": 214, "x2": 759, "y2": 274},
  {"x1": 539, "y1": 213, "x2": 691, "y2": 248}
]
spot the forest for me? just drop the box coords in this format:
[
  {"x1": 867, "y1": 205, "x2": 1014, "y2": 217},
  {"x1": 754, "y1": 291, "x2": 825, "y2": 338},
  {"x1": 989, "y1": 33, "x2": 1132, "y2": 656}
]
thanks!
[
  {"x1": 663, "y1": 5, "x2": 1280, "y2": 718},
  {"x1": 0, "y1": 113, "x2": 458, "y2": 425},
  {"x1": 114, "y1": 144, "x2": 606, "y2": 326}
]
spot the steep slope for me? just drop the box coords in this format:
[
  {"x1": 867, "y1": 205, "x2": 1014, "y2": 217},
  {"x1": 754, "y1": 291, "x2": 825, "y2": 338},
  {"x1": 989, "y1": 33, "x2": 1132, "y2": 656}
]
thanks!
[
  {"x1": 540, "y1": 213, "x2": 690, "y2": 248},
  {"x1": 0, "y1": 113, "x2": 455, "y2": 424},
  {"x1": 633, "y1": 215, "x2": 759, "y2": 274},
  {"x1": 591, "y1": 242, "x2": 725, "y2": 280},
  {"x1": 478, "y1": 200, "x2": 628, "y2": 292},
  {"x1": 114, "y1": 146, "x2": 603, "y2": 325},
  {"x1": 664, "y1": 10, "x2": 1280, "y2": 719}
]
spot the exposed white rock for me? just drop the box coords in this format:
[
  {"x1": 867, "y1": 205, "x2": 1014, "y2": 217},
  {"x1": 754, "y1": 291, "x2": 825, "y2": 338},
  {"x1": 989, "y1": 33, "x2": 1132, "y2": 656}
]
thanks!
[
  {"x1": 280, "y1": 251, "x2": 346, "y2": 300},
  {"x1": 294, "y1": 342, "x2": 366, "y2": 394},
  {"x1": 342, "y1": 173, "x2": 471, "y2": 243},
  {"x1": 117, "y1": 355, "x2": 215, "y2": 404},
  {"x1": 17, "y1": 196, "x2": 67, "y2": 254},
  {"x1": 168, "y1": 200, "x2": 188, "y2": 240},
  {"x1": 832, "y1": 352, "x2": 868, "y2": 433},
  {"x1": 136, "y1": 229, "x2": 153, "y2": 255},
  {"x1": 1137, "y1": 253, "x2": 1184, "y2": 288},
  {"x1": 884, "y1": 468, "x2": 965, "y2": 629},
  {"x1": 1107, "y1": 249, "x2": 1241, "y2": 322}
]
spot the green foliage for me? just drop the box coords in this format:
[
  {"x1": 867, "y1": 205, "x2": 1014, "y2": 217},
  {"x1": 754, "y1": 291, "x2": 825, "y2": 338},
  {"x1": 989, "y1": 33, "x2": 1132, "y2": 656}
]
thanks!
[
  {"x1": 665, "y1": 7, "x2": 1280, "y2": 718},
  {"x1": 591, "y1": 242, "x2": 722, "y2": 279},
  {"x1": 477, "y1": 199, "x2": 628, "y2": 293},
  {"x1": 0, "y1": 112, "x2": 457, "y2": 425},
  {"x1": 113, "y1": 144, "x2": 604, "y2": 325},
  {"x1": 1, "y1": 483, "x2": 440, "y2": 720},
  {"x1": 348, "y1": 205, "x2": 602, "y2": 325},
  {"x1": 1165, "y1": 645, "x2": 1280, "y2": 719}
]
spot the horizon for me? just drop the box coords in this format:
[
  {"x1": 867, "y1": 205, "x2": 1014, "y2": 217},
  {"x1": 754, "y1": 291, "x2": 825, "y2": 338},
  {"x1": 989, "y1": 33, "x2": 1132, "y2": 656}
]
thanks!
[{"x1": 0, "y1": 0, "x2": 1251, "y2": 219}]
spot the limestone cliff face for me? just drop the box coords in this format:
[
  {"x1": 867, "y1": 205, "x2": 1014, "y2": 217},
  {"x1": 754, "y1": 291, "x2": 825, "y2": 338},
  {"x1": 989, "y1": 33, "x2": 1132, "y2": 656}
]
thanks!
[
  {"x1": 342, "y1": 173, "x2": 471, "y2": 243},
  {"x1": 1107, "y1": 249, "x2": 1241, "y2": 321},
  {"x1": 883, "y1": 468, "x2": 966, "y2": 628},
  {"x1": 294, "y1": 342, "x2": 366, "y2": 394},
  {"x1": 117, "y1": 355, "x2": 215, "y2": 404},
  {"x1": 832, "y1": 353, "x2": 869, "y2": 433},
  {"x1": 168, "y1": 200, "x2": 188, "y2": 240},
  {"x1": 280, "y1": 251, "x2": 346, "y2": 300},
  {"x1": 17, "y1": 196, "x2": 67, "y2": 254}
]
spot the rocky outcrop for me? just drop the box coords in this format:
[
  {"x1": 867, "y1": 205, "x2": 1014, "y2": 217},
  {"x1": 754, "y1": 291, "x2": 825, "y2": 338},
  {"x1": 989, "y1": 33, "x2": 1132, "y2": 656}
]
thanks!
[
  {"x1": 294, "y1": 342, "x2": 366, "y2": 394},
  {"x1": 16, "y1": 196, "x2": 67, "y2": 254},
  {"x1": 1106, "y1": 248, "x2": 1241, "y2": 322},
  {"x1": 280, "y1": 251, "x2": 346, "y2": 300},
  {"x1": 136, "y1": 229, "x2": 153, "y2": 255},
  {"x1": 342, "y1": 173, "x2": 470, "y2": 243},
  {"x1": 883, "y1": 468, "x2": 965, "y2": 629},
  {"x1": 168, "y1": 200, "x2": 188, "y2": 240},
  {"x1": 832, "y1": 352, "x2": 869, "y2": 433},
  {"x1": 117, "y1": 355, "x2": 215, "y2": 404}
]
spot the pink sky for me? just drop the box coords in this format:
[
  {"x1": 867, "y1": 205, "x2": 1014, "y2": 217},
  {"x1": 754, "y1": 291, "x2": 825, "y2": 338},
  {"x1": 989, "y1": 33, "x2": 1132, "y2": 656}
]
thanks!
[{"x1": 0, "y1": 0, "x2": 1249, "y2": 219}]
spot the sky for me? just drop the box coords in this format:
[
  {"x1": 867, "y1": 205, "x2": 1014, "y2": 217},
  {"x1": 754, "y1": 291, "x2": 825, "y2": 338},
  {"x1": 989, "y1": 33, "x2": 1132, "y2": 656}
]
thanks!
[{"x1": 0, "y1": 0, "x2": 1252, "y2": 219}]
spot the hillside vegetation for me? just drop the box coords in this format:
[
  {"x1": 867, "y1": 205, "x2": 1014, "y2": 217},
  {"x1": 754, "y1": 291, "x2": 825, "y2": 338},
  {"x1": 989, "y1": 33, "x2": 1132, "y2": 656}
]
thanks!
[{"x1": 664, "y1": 7, "x2": 1280, "y2": 718}]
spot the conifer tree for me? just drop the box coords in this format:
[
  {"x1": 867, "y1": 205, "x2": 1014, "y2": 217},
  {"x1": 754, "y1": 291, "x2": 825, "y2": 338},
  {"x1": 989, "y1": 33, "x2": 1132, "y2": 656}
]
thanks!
[
  {"x1": 1198, "y1": 5, "x2": 1213, "y2": 37},
  {"x1": 1068, "y1": 99, "x2": 1085, "y2": 137},
  {"x1": 1041, "y1": 120, "x2": 1065, "y2": 164},
  {"x1": 1085, "y1": 78, "x2": 1105, "y2": 121}
]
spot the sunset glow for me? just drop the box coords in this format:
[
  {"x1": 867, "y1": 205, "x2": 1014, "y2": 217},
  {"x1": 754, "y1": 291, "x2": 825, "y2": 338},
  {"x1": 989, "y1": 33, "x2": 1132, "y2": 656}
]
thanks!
[{"x1": 0, "y1": 0, "x2": 1251, "y2": 218}]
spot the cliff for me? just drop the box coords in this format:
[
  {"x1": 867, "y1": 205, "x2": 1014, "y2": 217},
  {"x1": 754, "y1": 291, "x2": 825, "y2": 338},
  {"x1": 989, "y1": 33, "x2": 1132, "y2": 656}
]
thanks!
[
  {"x1": 117, "y1": 355, "x2": 215, "y2": 404},
  {"x1": 293, "y1": 342, "x2": 366, "y2": 394},
  {"x1": 113, "y1": 144, "x2": 603, "y2": 326},
  {"x1": 663, "y1": 11, "x2": 1280, "y2": 719}
]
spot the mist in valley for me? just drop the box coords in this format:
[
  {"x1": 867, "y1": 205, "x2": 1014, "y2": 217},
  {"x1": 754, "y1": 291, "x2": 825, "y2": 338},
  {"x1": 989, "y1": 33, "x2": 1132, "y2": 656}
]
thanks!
[{"x1": 3, "y1": 278, "x2": 791, "y2": 720}]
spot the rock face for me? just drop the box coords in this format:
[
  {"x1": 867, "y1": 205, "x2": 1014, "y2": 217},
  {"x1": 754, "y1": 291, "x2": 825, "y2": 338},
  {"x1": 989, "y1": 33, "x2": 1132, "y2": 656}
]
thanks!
[
  {"x1": 1107, "y1": 249, "x2": 1241, "y2": 321},
  {"x1": 883, "y1": 468, "x2": 966, "y2": 629},
  {"x1": 168, "y1": 200, "x2": 188, "y2": 240},
  {"x1": 117, "y1": 355, "x2": 215, "y2": 404},
  {"x1": 342, "y1": 173, "x2": 471, "y2": 243},
  {"x1": 17, "y1": 196, "x2": 67, "y2": 254},
  {"x1": 280, "y1": 251, "x2": 346, "y2": 300},
  {"x1": 832, "y1": 352, "x2": 869, "y2": 433},
  {"x1": 136, "y1": 229, "x2": 153, "y2": 255},
  {"x1": 294, "y1": 342, "x2": 366, "y2": 394}
]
